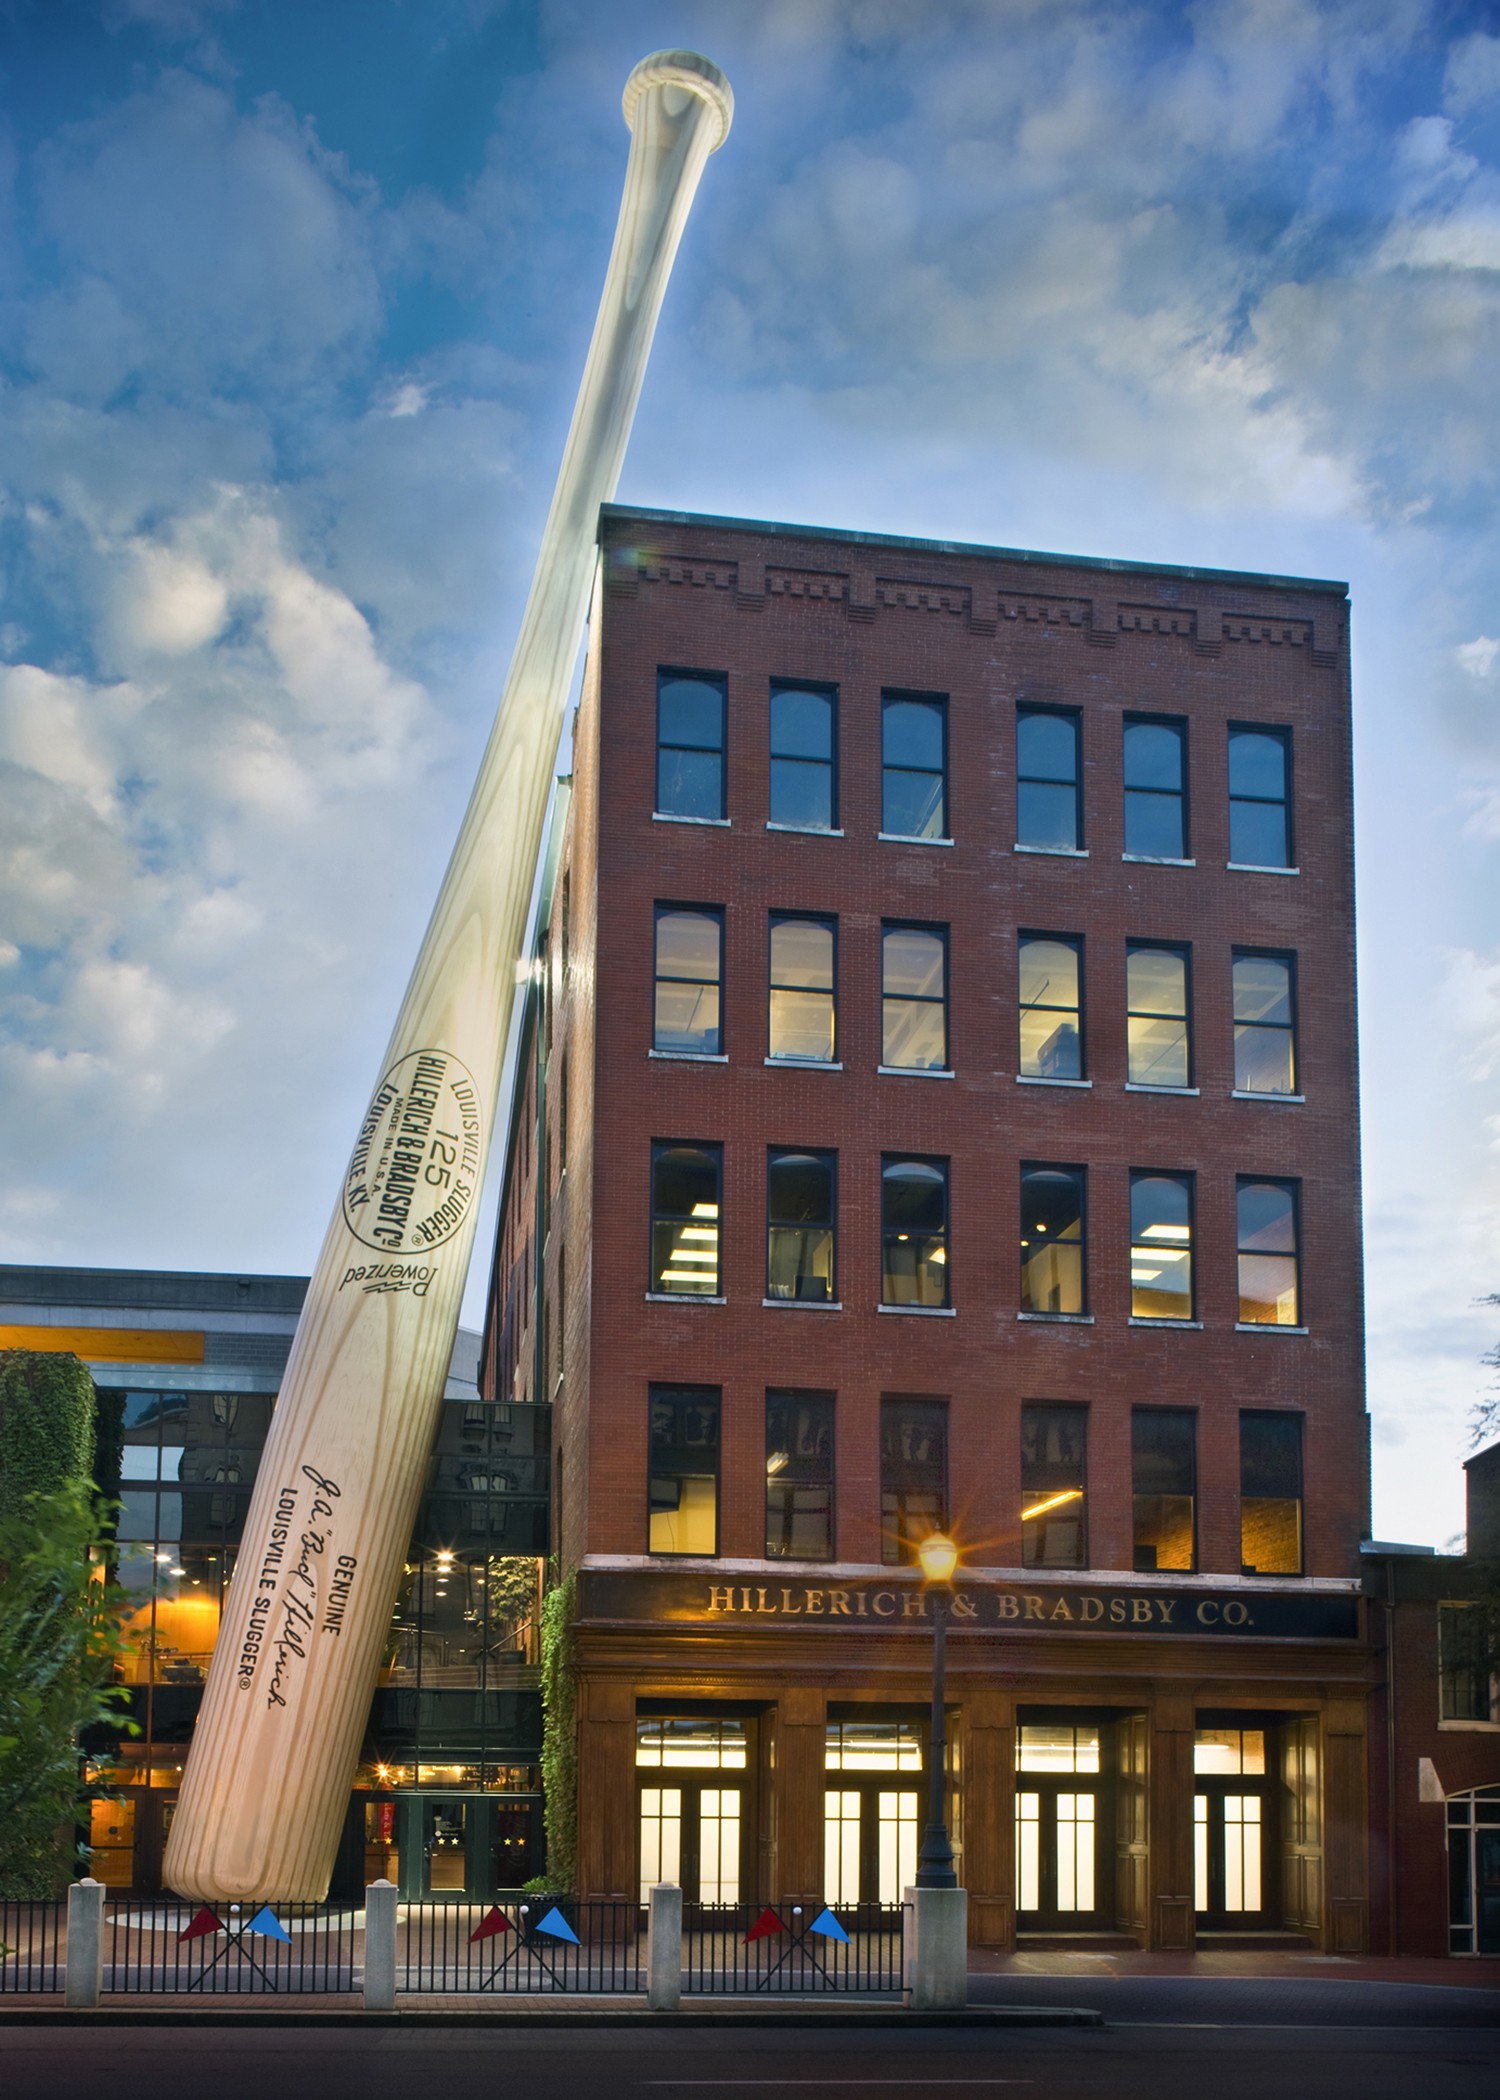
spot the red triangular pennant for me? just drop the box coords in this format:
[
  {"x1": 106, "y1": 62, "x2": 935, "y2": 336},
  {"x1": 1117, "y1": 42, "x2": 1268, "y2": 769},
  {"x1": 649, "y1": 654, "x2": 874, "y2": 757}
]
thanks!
[
  {"x1": 468, "y1": 1905, "x2": 511, "y2": 1943},
  {"x1": 745, "y1": 1906, "x2": 786, "y2": 1943},
  {"x1": 178, "y1": 1905, "x2": 223, "y2": 1943}
]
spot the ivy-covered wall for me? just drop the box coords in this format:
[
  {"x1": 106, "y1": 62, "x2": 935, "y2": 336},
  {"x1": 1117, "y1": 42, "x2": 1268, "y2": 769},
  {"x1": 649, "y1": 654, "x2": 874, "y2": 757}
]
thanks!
[
  {"x1": 0, "y1": 1350, "x2": 97, "y2": 1514},
  {"x1": 538, "y1": 1571, "x2": 578, "y2": 1890}
]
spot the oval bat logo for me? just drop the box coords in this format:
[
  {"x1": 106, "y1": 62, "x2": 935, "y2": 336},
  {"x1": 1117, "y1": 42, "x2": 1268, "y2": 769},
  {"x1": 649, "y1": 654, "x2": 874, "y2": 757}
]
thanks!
[{"x1": 341, "y1": 1048, "x2": 483, "y2": 1253}]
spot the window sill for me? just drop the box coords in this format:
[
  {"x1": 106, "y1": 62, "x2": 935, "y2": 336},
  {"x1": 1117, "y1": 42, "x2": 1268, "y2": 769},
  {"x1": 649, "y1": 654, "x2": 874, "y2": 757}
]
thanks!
[
  {"x1": 1438, "y1": 1718, "x2": 1500, "y2": 1734},
  {"x1": 1128, "y1": 1316, "x2": 1203, "y2": 1330},
  {"x1": 878, "y1": 1064, "x2": 956, "y2": 1080},
  {"x1": 765, "y1": 1056, "x2": 843, "y2": 1071},
  {"x1": 1015, "y1": 842, "x2": 1088, "y2": 858},
  {"x1": 763, "y1": 1297, "x2": 843, "y2": 1312},
  {"x1": 878, "y1": 832, "x2": 956, "y2": 847},
  {"x1": 1231, "y1": 1089, "x2": 1305, "y2": 1104},
  {"x1": 1227, "y1": 862, "x2": 1300, "y2": 876},
  {"x1": 1018, "y1": 1311, "x2": 1095, "y2": 1325},
  {"x1": 644, "y1": 1292, "x2": 726, "y2": 1306},
  {"x1": 1236, "y1": 1322, "x2": 1308, "y2": 1335},
  {"x1": 878, "y1": 1302, "x2": 956, "y2": 1317},
  {"x1": 652, "y1": 811, "x2": 729, "y2": 828},
  {"x1": 766, "y1": 820, "x2": 844, "y2": 837},
  {"x1": 649, "y1": 1049, "x2": 728, "y2": 1064},
  {"x1": 1122, "y1": 853, "x2": 1196, "y2": 867},
  {"x1": 1016, "y1": 1074, "x2": 1092, "y2": 1089},
  {"x1": 1125, "y1": 1082, "x2": 1199, "y2": 1096}
]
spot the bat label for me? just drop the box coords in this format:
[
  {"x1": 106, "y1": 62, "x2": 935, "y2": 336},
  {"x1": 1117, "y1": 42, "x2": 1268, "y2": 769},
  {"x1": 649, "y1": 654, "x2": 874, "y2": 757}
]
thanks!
[{"x1": 341, "y1": 1048, "x2": 482, "y2": 1253}]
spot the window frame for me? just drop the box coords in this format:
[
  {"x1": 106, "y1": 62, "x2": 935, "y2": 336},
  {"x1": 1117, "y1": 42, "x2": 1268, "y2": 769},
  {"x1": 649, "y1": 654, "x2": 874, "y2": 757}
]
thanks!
[
  {"x1": 769, "y1": 679, "x2": 839, "y2": 833},
  {"x1": 1125, "y1": 940, "x2": 1193, "y2": 1090},
  {"x1": 880, "y1": 1154, "x2": 951, "y2": 1310},
  {"x1": 765, "y1": 1388, "x2": 836, "y2": 1561},
  {"x1": 1020, "y1": 1401, "x2": 1090, "y2": 1570},
  {"x1": 881, "y1": 920, "x2": 950, "y2": 1072},
  {"x1": 656, "y1": 667, "x2": 728, "y2": 822},
  {"x1": 1232, "y1": 949, "x2": 1299, "y2": 1097},
  {"x1": 1122, "y1": 713, "x2": 1190, "y2": 861},
  {"x1": 1235, "y1": 1176, "x2": 1302, "y2": 1327},
  {"x1": 1128, "y1": 1168, "x2": 1196, "y2": 1322},
  {"x1": 1228, "y1": 723, "x2": 1294, "y2": 870},
  {"x1": 652, "y1": 902, "x2": 725, "y2": 1058},
  {"x1": 1238, "y1": 1410, "x2": 1304, "y2": 1577},
  {"x1": 879, "y1": 1394, "x2": 949, "y2": 1565},
  {"x1": 649, "y1": 1140, "x2": 724, "y2": 1299},
  {"x1": 766, "y1": 1146, "x2": 838, "y2": 1304},
  {"x1": 647, "y1": 1383, "x2": 721, "y2": 1557},
  {"x1": 767, "y1": 911, "x2": 838, "y2": 1065},
  {"x1": 1131, "y1": 1407, "x2": 1198, "y2": 1573},
  {"x1": 880, "y1": 689, "x2": 949, "y2": 842},
  {"x1": 1019, "y1": 1162, "x2": 1088, "y2": 1316},
  {"x1": 1016, "y1": 704, "x2": 1083, "y2": 852},
  {"x1": 1017, "y1": 932, "x2": 1086, "y2": 1080}
]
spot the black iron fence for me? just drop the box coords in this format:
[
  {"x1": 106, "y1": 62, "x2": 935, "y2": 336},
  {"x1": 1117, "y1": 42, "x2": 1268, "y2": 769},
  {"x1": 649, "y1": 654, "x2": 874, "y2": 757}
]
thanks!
[
  {"x1": 103, "y1": 1900, "x2": 359, "y2": 1993},
  {"x1": 0, "y1": 1902, "x2": 66, "y2": 1994},
  {"x1": 397, "y1": 1898, "x2": 642, "y2": 1993},
  {"x1": 682, "y1": 1900, "x2": 906, "y2": 1995}
]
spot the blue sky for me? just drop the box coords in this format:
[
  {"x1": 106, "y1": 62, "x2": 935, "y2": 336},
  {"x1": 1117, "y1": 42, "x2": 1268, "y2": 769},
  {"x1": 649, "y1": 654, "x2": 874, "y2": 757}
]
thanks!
[{"x1": 2, "y1": 0, "x2": 1498, "y2": 1546}]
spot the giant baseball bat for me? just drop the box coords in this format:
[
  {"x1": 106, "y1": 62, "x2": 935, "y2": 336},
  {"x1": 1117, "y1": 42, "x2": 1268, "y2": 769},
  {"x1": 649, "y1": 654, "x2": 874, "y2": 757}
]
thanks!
[{"x1": 163, "y1": 51, "x2": 733, "y2": 1903}]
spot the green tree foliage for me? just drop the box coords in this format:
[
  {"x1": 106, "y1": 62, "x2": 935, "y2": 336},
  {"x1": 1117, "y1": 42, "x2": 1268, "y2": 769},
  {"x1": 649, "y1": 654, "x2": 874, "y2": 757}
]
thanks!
[
  {"x1": 538, "y1": 1571, "x2": 578, "y2": 1891},
  {"x1": 0, "y1": 1350, "x2": 95, "y2": 1515},
  {"x1": 0, "y1": 1479, "x2": 131, "y2": 1896}
]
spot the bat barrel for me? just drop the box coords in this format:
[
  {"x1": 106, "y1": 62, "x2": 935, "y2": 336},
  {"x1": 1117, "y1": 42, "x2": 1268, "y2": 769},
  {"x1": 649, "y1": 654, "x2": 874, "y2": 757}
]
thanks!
[{"x1": 162, "y1": 53, "x2": 731, "y2": 1904}]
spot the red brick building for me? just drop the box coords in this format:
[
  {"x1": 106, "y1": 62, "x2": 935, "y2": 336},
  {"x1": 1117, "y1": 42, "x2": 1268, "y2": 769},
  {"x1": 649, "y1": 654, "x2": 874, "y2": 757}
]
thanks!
[{"x1": 483, "y1": 503, "x2": 1373, "y2": 1951}]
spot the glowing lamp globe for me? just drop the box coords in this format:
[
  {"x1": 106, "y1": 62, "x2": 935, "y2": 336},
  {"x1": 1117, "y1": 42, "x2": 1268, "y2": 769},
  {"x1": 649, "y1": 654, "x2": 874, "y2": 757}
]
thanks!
[{"x1": 918, "y1": 1531, "x2": 959, "y2": 1585}]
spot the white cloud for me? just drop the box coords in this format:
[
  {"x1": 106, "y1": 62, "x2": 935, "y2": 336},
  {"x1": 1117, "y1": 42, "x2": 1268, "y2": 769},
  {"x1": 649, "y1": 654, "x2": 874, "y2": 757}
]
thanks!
[{"x1": 1443, "y1": 31, "x2": 1500, "y2": 119}]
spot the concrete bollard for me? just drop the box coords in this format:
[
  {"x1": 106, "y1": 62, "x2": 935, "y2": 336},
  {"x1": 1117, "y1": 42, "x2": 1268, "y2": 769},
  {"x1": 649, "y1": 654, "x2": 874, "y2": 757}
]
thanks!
[
  {"x1": 65, "y1": 1877, "x2": 105, "y2": 2009},
  {"x1": 646, "y1": 1881, "x2": 682, "y2": 2011},
  {"x1": 363, "y1": 1878, "x2": 398, "y2": 2010},
  {"x1": 903, "y1": 1885, "x2": 968, "y2": 2011}
]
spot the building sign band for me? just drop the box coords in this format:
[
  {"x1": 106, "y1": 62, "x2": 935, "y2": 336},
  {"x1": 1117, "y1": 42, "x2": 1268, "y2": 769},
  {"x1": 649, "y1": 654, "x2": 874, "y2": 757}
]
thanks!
[{"x1": 578, "y1": 1571, "x2": 1361, "y2": 1641}]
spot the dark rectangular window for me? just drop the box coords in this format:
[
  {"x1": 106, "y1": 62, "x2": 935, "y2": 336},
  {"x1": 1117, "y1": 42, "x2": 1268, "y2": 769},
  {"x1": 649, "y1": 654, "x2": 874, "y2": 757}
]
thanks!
[
  {"x1": 1018, "y1": 934, "x2": 1083, "y2": 1079},
  {"x1": 1020, "y1": 1164, "x2": 1085, "y2": 1314},
  {"x1": 882, "y1": 923, "x2": 948, "y2": 1070},
  {"x1": 650, "y1": 1142, "x2": 722, "y2": 1297},
  {"x1": 770, "y1": 682, "x2": 836, "y2": 830},
  {"x1": 881, "y1": 1156, "x2": 949, "y2": 1308},
  {"x1": 882, "y1": 692, "x2": 948, "y2": 839},
  {"x1": 1237, "y1": 1179, "x2": 1301, "y2": 1326},
  {"x1": 657, "y1": 670, "x2": 726, "y2": 820},
  {"x1": 1126, "y1": 943, "x2": 1190, "y2": 1088},
  {"x1": 880, "y1": 1396, "x2": 947, "y2": 1564},
  {"x1": 768, "y1": 913, "x2": 836, "y2": 1063},
  {"x1": 1439, "y1": 1605, "x2": 1499, "y2": 1723},
  {"x1": 1124, "y1": 717, "x2": 1188, "y2": 859},
  {"x1": 1130, "y1": 1171, "x2": 1194, "y2": 1320},
  {"x1": 1229, "y1": 726, "x2": 1292, "y2": 868},
  {"x1": 1021, "y1": 1403, "x2": 1088, "y2": 1568},
  {"x1": 766, "y1": 1390, "x2": 834, "y2": 1559},
  {"x1": 767, "y1": 1148, "x2": 836, "y2": 1303},
  {"x1": 1016, "y1": 706, "x2": 1081, "y2": 850},
  {"x1": 1240, "y1": 1412, "x2": 1303, "y2": 1575},
  {"x1": 1133, "y1": 1409, "x2": 1196, "y2": 1571},
  {"x1": 649, "y1": 1384, "x2": 719, "y2": 1554},
  {"x1": 654, "y1": 905, "x2": 723, "y2": 1055},
  {"x1": 1233, "y1": 952, "x2": 1297, "y2": 1094}
]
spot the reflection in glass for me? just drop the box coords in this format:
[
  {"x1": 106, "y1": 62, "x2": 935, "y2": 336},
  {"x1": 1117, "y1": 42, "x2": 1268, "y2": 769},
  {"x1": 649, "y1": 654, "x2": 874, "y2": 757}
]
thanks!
[
  {"x1": 1018, "y1": 936, "x2": 1083, "y2": 1078},
  {"x1": 882, "y1": 924, "x2": 948, "y2": 1069},
  {"x1": 1127, "y1": 945, "x2": 1190, "y2": 1087},
  {"x1": 880, "y1": 1396, "x2": 947, "y2": 1564},
  {"x1": 1237, "y1": 1179, "x2": 1300, "y2": 1324},
  {"x1": 766, "y1": 1391, "x2": 834, "y2": 1559},
  {"x1": 1017, "y1": 1724, "x2": 1102, "y2": 1774},
  {"x1": 1124, "y1": 718, "x2": 1187, "y2": 858},
  {"x1": 1193, "y1": 1729, "x2": 1266, "y2": 1776},
  {"x1": 654, "y1": 907, "x2": 722, "y2": 1055},
  {"x1": 636, "y1": 1717, "x2": 748, "y2": 1768},
  {"x1": 881, "y1": 1158, "x2": 950, "y2": 1307},
  {"x1": 825, "y1": 1720, "x2": 923, "y2": 1771},
  {"x1": 1130, "y1": 1172, "x2": 1194, "y2": 1319},
  {"x1": 882, "y1": 694, "x2": 947, "y2": 839},
  {"x1": 1229, "y1": 727, "x2": 1291, "y2": 867},
  {"x1": 657, "y1": 673, "x2": 726, "y2": 820},
  {"x1": 650, "y1": 1143, "x2": 722, "y2": 1295},
  {"x1": 648, "y1": 1386, "x2": 720, "y2": 1554},
  {"x1": 768, "y1": 915, "x2": 836, "y2": 1062},
  {"x1": 1132, "y1": 1409, "x2": 1196, "y2": 1571},
  {"x1": 770, "y1": 684, "x2": 835, "y2": 829},
  {"x1": 1240, "y1": 1411, "x2": 1302, "y2": 1574},
  {"x1": 1020, "y1": 1404, "x2": 1088, "y2": 1568},
  {"x1": 1233, "y1": 953, "x2": 1296, "y2": 1093},
  {"x1": 1017, "y1": 708, "x2": 1081, "y2": 850},
  {"x1": 1019, "y1": 1167, "x2": 1085, "y2": 1314},
  {"x1": 767, "y1": 1151, "x2": 835, "y2": 1302}
]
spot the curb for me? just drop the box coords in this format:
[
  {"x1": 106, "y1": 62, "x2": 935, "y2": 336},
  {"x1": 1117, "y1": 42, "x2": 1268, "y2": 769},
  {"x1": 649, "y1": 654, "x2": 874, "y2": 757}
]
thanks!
[{"x1": 0, "y1": 2004, "x2": 1104, "y2": 2030}]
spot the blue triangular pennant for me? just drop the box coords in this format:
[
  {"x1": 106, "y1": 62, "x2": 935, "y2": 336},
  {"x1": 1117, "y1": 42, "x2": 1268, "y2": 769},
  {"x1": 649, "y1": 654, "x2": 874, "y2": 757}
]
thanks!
[
  {"x1": 245, "y1": 1905, "x2": 292, "y2": 1944},
  {"x1": 808, "y1": 1907, "x2": 849, "y2": 1944},
  {"x1": 533, "y1": 1904, "x2": 580, "y2": 1945}
]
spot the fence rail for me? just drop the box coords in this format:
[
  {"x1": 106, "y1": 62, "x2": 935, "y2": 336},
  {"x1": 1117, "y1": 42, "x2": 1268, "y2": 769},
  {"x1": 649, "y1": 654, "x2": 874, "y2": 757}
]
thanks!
[
  {"x1": 0, "y1": 1902, "x2": 66, "y2": 1994},
  {"x1": 397, "y1": 1899, "x2": 642, "y2": 1993},
  {"x1": 104, "y1": 1900, "x2": 359, "y2": 1993},
  {"x1": 682, "y1": 1900, "x2": 906, "y2": 1995}
]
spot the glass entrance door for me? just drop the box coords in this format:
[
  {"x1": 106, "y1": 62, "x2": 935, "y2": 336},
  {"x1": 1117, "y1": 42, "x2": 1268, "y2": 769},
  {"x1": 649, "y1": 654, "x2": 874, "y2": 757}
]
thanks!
[
  {"x1": 424, "y1": 1800, "x2": 468, "y2": 1893},
  {"x1": 636, "y1": 1716, "x2": 749, "y2": 1906},
  {"x1": 1193, "y1": 1728, "x2": 1269, "y2": 1925},
  {"x1": 823, "y1": 1718, "x2": 924, "y2": 1907},
  {"x1": 1015, "y1": 1722, "x2": 1106, "y2": 1928}
]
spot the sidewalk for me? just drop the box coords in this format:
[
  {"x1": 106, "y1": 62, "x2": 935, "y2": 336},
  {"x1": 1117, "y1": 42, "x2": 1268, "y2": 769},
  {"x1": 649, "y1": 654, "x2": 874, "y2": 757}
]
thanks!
[{"x1": 971, "y1": 1946, "x2": 1500, "y2": 1987}]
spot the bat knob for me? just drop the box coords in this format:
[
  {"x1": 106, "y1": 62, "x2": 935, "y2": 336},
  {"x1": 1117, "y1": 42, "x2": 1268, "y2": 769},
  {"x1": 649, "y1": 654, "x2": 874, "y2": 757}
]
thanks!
[{"x1": 623, "y1": 49, "x2": 734, "y2": 149}]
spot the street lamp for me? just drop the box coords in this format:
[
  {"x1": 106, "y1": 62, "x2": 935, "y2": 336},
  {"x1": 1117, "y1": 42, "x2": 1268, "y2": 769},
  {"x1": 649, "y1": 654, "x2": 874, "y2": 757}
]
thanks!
[{"x1": 915, "y1": 1529, "x2": 959, "y2": 1888}]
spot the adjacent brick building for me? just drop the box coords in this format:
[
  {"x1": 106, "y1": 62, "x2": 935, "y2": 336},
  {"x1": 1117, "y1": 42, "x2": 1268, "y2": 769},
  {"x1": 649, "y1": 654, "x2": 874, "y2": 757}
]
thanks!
[{"x1": 487, "y1": 501, "x2": 1373, "y2": 1950}]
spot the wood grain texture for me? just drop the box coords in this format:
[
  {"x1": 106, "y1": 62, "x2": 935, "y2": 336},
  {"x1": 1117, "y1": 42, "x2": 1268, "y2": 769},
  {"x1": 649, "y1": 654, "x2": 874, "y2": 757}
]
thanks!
[{"x1": 162, "y1": 50, "x2": 733, "y2": 1903}]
